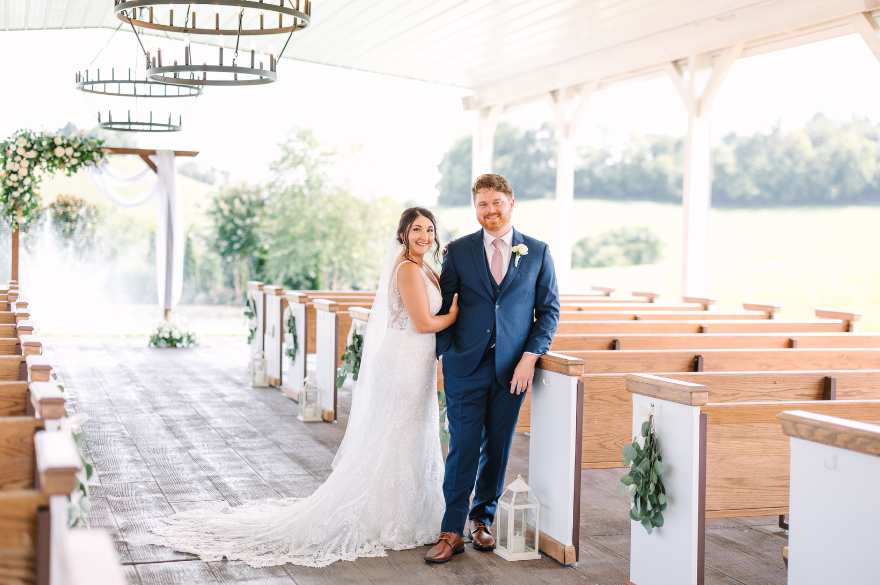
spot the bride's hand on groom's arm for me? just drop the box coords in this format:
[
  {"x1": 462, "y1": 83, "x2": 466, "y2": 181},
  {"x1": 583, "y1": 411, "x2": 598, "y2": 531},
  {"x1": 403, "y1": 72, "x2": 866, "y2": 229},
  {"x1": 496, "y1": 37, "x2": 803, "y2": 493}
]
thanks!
[{"x1": 510, "y1": 353, "x2": 539, "y2": 395}]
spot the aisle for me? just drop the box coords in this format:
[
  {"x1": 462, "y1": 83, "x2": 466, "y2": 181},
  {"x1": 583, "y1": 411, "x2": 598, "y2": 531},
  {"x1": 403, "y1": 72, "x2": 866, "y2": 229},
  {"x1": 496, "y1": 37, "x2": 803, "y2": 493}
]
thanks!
[{"x1": 47, "y1": 337, "x2": 787, "y2": 585}]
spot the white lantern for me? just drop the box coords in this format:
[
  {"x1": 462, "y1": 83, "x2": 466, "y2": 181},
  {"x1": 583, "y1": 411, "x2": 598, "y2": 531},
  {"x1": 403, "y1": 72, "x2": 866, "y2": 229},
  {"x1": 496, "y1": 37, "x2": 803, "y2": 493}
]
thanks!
[
  {"x1": 298, "y1": 374, "x2": 323, "y2": 422},
  {"x1": 494, "y1": 475, "x2": 541, "y2": 561},
  {"x1": 250, "y1": 350, "x2": 269, "y2": 387}
]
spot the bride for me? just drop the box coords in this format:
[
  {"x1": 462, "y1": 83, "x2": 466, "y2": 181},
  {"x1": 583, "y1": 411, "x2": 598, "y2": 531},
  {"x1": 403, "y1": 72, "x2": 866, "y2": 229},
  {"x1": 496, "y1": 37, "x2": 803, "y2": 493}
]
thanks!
[{"x1": 152, "y1": 207, "x2": 459, "y2": 568}]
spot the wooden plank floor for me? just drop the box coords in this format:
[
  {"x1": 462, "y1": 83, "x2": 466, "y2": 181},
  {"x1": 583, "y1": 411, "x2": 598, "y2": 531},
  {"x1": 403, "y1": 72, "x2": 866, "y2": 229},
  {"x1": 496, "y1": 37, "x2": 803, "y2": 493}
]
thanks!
[{"x1": 47, "y1": 337, "x2": 789, "y2": 585}]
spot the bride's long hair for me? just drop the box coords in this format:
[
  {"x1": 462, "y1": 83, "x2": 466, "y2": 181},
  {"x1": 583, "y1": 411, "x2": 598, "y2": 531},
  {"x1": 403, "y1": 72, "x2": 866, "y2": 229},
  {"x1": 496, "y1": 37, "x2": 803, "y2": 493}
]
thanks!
[{"x1": 396, "y1": 207, "x2": 441, "y2": 264}]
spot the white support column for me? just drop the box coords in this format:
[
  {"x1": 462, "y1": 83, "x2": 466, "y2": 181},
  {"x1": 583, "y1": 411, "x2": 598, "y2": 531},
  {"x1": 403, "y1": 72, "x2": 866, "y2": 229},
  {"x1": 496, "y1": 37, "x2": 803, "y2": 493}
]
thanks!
[
  {"x1": 550, "y1": 81, "x2": 598, "y2": 293},
  {"x1": 471, "y1": 105, "x2": 503, "y2": 180},
  {"x1": 669, "y1": 44, "x2": 743, "y2": 298},
  {"x1": 850, "y1": 12, "x2": 880, "y2": 62}
]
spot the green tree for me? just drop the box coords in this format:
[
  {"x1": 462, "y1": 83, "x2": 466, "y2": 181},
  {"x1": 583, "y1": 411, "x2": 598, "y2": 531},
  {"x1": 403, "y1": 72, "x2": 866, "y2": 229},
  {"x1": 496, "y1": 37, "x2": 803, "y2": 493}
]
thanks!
[
  {"x1": 265, "y1": 128, "x2": 398, "y2": 290},
  {"x1": 207, "y1": 183, "x2": 266, "y2": 301},
  {"x1": 436, "y1": 134, "x2": 472, "y2": 206}
]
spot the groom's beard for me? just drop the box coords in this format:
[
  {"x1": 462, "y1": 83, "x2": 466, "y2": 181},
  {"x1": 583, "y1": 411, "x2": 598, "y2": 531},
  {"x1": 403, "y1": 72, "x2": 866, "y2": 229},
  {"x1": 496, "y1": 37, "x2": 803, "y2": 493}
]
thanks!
[{"x1": 478, "y1": 209, "x2": 512, "y2": 233}]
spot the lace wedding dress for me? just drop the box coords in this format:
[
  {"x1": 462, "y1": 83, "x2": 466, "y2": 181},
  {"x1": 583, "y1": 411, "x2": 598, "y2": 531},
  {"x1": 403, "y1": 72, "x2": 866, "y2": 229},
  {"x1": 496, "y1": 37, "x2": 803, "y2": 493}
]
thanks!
[{"x1": 152, "y1": 254, "x2": 445, "y2": 568}]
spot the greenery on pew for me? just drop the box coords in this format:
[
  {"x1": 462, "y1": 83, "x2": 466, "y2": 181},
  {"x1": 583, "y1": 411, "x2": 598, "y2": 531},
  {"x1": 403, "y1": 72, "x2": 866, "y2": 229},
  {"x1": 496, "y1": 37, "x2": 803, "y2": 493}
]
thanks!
[
  {"x1": 52, "y1": 372, "x2": 93, "y2": 527},
  {"x1": 617, "y1": 414, "x2": 666, "y2": 534},
  {"x1": 283, "y1": 311, "x2": 299, "y2": 360},
  {"x1": 336, "y1": 331, "x2": 364, "y2": 388},
  {"x1": 245, "y1": 296, "x2": 258, "y2": 344},
  {"x1": 438, "y1": 391, "x2": 449, "y2": 445}
]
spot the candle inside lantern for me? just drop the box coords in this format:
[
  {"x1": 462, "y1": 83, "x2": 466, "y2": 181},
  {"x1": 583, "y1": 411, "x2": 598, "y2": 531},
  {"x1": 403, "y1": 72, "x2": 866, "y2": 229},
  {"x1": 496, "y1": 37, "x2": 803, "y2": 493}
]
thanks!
[{"x1": 511, "y1": 532, "x2": 526, "y2": 554}]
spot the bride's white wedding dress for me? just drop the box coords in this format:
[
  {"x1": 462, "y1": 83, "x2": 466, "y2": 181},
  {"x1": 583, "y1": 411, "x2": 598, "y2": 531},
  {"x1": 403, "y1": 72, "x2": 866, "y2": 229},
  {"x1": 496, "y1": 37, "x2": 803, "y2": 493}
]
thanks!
[{"x1": 152, "y1": 256, "x2": 445, "y2": 568}]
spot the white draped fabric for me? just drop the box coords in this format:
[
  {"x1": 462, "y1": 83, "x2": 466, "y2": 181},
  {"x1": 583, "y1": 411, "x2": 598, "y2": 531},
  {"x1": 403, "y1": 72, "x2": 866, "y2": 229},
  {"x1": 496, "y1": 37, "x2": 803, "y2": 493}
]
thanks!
[{"x1": 87, "y1": 150, "x2": 184, "y2": 310}]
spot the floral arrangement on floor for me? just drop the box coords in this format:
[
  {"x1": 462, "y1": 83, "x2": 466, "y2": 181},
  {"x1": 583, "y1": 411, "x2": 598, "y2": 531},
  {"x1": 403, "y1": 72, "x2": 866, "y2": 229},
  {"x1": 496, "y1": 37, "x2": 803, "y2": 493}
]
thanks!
[
  {"x1": 149, "y1": 316, "x2": 198, "y2": 348},
  {"x1": 0, "y1": 129, "x2": 106, "y2": 228}
]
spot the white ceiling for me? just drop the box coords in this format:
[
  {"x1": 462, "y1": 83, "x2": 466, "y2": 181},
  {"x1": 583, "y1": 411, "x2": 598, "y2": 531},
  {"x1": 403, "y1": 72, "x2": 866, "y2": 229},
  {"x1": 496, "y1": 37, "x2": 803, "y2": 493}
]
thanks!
[{"x1": 3, "y1": 0, "x2": 879, "y2": 103}]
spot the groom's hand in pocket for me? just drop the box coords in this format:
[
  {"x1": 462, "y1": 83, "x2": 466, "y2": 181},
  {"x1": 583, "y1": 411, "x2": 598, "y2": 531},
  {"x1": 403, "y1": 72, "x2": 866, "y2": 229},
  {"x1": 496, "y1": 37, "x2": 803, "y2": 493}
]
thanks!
[{"x1": 510, "y1": 353, "x2": 539, "y2": 395}]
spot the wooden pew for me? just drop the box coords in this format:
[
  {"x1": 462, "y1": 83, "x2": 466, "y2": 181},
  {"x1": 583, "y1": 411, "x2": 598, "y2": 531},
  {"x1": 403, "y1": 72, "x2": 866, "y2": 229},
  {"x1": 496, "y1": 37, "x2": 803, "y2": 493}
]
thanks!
[
  {"x1": 246, "y1": 281, "x2": 266, "y2": 358},
  {"x1": 624, "y1": 375, "x2": 880, "y2": 585},
  {"x1": 559, "y1": 347, "x2": 880, "y2": 374},
  {"x1": 0, "y1": 430, "x2": 82, "y2": 585},
  {"x1": 62, "y1": 528, "x2": 127, "y2": 585},
  {"x1": 550, "y1": 332, "x2": 880, "y2": 352},
  {"x1": 556, "y1": 319, "x2": 849, "y2": 335},
  {"x1": 559, "y1": 309, "x2": 770, "y2": 321},
  {"x1": 262, "y1": 285, "x2": 287, "y2": 387},
  {"x1": 310, "y1": 299, "x2": 340, "y2": 422},
  {"x1": 780, "y1": 411, "x2": 880, "y2": 583},
  {"x1": 561, "y1": 302, "x2": 706, "y2": 312}
]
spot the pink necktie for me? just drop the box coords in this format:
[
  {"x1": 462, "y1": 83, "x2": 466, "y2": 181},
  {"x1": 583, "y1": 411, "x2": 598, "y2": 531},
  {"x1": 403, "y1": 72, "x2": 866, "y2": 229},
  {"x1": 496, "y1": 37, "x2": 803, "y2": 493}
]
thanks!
[{"x1": 491, "y1": 239, "x2": 504, "y2": 285}]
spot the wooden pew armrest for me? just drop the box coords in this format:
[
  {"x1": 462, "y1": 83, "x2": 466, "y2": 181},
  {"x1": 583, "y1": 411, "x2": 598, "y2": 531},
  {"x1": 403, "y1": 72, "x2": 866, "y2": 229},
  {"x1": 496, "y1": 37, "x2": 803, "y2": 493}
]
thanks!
[
  {"x1": 536, "y1": 352, "x2": 585, "y2": 376},
  {"x1": 349, "y1": 307, "x2": 371, "y2": 322},
  {"x1": 263, "y1": 285, "x2": 284, "y2": 296},
  {"x1": 247, "y1": 281, "x2": 264, "y2": 291},
  {"x1": 632, "y1": 290, "x2": 661, "y2": 302},
  {"x1": 590, "y1": 285, "x2": 615, "y2": 296},
  {"x1": 682, "y1": 296, "x2": 717, "y2": 309},
  {"x1": 779, "y1": 410, "x2": 880, "y2": 457},
  {"x1": 62, "y1": 529, "x2": 127, "y2": 585},
  {"x1": 26, "y1": 355, "x2": 52, "y2": 382},
  {"x1": 16, "y1": 319, "x2": 35, "y2": 336},
  {"x1": 743, "y1": 302, "x2": 783, "y2": 317},
  {"x1": 815, "y1": 308, "x2": 862, "y2": 322},
  {"x1": 34, "y1": 431, "x2": 82, "y2": 495},
  {"x1": 19, "y1": 334, "x2": 41, "y2": 356},
  {"x1": 313, "y1": 299, "x2": 338, "y2": 312},
  {"x1": 29, "y1": 381, "x2": 65, "y2": 420},
  {"x1": 625, "y1": 373, "x2": 709, "y2": 406},
  {"x1": 283, "y1": 291, "x2": 308, "y2": 305}
]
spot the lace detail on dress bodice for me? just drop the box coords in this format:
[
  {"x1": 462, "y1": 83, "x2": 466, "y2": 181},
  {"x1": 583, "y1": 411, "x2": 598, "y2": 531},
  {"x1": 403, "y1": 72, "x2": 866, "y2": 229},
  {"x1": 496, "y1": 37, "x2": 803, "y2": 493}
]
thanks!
[{"x1": 387, "y1": 261, "x2": 443, "y2": 331}]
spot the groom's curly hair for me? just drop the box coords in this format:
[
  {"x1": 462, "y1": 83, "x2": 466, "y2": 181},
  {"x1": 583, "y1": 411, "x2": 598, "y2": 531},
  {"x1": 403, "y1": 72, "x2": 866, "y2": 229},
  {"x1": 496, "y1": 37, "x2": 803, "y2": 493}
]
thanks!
[{"x1": 396, "y1": 207, "x2": 442, "y2": 265}]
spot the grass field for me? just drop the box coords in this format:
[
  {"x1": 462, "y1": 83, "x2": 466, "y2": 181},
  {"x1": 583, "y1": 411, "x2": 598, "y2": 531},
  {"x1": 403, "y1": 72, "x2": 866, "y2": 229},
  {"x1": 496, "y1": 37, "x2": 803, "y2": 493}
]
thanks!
[{"x1": 435, "y1": 200, "x2": 880, "y2": 332}]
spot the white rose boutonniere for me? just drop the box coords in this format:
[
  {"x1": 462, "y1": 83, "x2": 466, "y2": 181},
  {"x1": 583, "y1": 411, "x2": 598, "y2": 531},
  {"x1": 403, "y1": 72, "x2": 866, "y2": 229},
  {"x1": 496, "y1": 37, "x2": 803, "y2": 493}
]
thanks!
[{"x1": 512, "y1": 244, "x2": 529, "y2": 267}]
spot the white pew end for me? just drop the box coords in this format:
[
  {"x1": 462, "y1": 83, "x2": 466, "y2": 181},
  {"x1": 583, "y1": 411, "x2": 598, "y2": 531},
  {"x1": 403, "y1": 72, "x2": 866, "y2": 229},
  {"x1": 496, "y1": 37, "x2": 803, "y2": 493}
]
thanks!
[
  {"x1": 780, "y1": 411, "x2": 880, "y2": 584},
  {"x1": 625, "y1": 373, "x2": 709, "y2": 585}
]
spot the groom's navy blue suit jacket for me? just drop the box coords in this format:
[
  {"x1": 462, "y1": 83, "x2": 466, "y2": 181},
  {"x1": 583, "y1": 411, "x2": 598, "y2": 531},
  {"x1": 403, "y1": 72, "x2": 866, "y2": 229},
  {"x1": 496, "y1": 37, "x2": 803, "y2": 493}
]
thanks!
[{"x1": 436, "y1": 228, "x2": 560, "y2": 386}]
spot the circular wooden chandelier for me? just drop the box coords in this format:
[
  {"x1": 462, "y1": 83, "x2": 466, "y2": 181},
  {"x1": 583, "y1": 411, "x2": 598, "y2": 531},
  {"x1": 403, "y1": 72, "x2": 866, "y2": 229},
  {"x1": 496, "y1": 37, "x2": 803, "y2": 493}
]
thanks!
[
  {"x1": 75, "y1": 68, "x2": 203, "y2": 97},
  {"x1": 97, "y1": 111, "x2": 183, "y2": 132},
  {"x1": 144, "y1": 36, "x2": 277, "y2": 86},
  {"x1": 114, "y1": 0, "x2": 311, "y2": 36}
]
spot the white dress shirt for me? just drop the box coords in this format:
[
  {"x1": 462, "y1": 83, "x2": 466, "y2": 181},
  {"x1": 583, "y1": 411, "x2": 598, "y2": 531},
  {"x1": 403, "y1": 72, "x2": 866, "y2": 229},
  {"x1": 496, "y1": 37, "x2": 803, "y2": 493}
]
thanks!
[{"x1": 483, "y1": 227, "x2": 514, "y2": 282}]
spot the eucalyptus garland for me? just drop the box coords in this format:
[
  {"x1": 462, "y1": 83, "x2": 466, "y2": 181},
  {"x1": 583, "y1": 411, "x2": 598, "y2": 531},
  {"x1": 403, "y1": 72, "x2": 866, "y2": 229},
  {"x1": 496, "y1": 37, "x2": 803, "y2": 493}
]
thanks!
[
  {"x1": 438, "y1": 390, "x2": 450, "y2": 445},
  {"x1": 284, "y1": 311, "x2": 299, "y2": 360},
  {"x1": 617, "y1": 414, "x2": 666, "y2": 534},
  {"x1": 52, "y1": 372, "x2": 93, "y2": 527},
  {"x1": 336, "y1": 331, "x2": 364, "y2": 388},
  {"x1": 0, "y1": 130, "x2": 107, "y2": 228},
  {"x1": 244, "y1": 296, "x2": 257, "y2": 344}
]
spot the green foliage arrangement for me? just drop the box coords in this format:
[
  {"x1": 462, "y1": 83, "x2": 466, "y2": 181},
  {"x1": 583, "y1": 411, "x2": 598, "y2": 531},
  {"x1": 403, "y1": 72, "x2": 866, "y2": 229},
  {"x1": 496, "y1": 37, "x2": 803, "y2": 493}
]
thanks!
[
  {"x1": 52, "y1": 372, "x2": 93, "y2": 527},
  {"x1": 48, "y1": 194, "x2": 99, "y2": 249},
  {"x1": 0, "y1": 129, "x2": 106, "y2": 228},
  {"x1": 336, "y1": 331, "x2": 363, "y2": 388},
  {"x1": 284, "y1": 311, "x2": 298, "y2": 360},
  {"x1": 572, "y1": 226, "x2": 664, "y2": 268},
  {"x1": 244, "y1": 296, "x2": 257, "y2": 344},
  {"x1": 149, "y1": 317, "x2": 198, "y2": 348},
  {"x1": 617, "y1": 414, "x2": 666, "y2": 535}
]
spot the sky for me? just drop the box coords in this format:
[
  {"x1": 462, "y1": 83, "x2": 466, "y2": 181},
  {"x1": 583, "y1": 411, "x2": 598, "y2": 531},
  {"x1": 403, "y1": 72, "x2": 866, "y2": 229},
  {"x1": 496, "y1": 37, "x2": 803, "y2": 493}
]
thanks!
[{"x1": 2, "y1": 29, "x2": 880, "y2": 204}]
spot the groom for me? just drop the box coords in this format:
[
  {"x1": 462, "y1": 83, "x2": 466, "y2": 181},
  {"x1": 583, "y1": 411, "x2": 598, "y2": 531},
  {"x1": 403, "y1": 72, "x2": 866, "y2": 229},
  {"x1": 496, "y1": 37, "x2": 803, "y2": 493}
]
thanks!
[{"x1": 426, "y1": 174, "x2": 560, "y2": 563}]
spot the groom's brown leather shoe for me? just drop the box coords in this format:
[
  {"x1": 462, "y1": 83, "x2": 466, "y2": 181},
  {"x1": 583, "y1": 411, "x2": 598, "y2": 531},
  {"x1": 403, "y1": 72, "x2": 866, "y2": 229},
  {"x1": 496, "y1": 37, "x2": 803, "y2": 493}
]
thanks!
[
  {"x1": 469, "y1": 520, "x2": 495, "y2": 551},
  {"x1": 425, "y1": 532, "x2": 465, "y2": 563}
]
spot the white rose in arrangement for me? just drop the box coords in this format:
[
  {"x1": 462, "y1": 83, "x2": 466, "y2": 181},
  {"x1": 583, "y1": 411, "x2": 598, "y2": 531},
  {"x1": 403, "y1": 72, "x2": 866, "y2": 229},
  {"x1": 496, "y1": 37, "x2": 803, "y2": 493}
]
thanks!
[
  {"x1": 23, "y1": 192, "x2": 30, "y2": 201},
  {"x1": 65, "y1": 147, "x2": 73, "y2": 156},
  {"x1": 27, "y1": 151, "x2": 37, "y2": 159},
  {"x1": 16, "y1": 146, "x2": 25, "y2": 156},
  {"x1": 19, "y1": 159, "x2": 28, "y2": 168},
  {"x1": 23, "y1": 177, "x2": 31, "y2": 185},
  {"x1": 54, "y1": 146, "x2": 64, "y2": 157},
  {"x1": 16, "y1": 137, "x2": 26, "y2": 147},
  {"x1": 8, "y1": 173, "x2": 17, "y2": 181},
  {"x1": 54, "y1": 136, "x2": 62, "y2": 145},
  {"x1": 14, "y1": 155, "x2": 21, "y2": 162}
]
